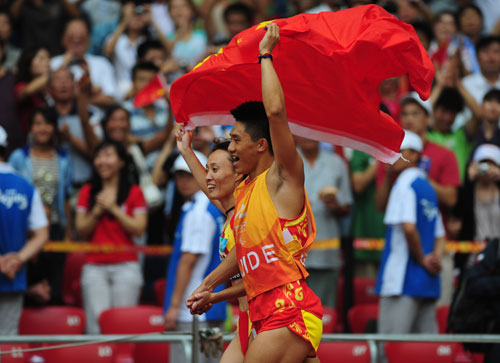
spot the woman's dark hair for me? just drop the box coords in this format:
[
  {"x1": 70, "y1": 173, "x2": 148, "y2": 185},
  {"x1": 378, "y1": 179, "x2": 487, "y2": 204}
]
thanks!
[
  {"x1": 30, "y1": 107, "x2": 59, "y2": 146},
  {"x1": 16, "y1": 47, "x2": 48, "y2": 83},
  {"x1": 88, "y1": 140, "x2": 133, "y2": 211},
  {"x1": 101, "y1": 105, "x2": 131, "y2": 139}
]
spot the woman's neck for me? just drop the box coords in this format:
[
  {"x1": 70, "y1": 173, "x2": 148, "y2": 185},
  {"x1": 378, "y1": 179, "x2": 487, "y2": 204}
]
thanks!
[
  {"x1": 102, "y1": 174, "x2": 120, "y2": 189},
  {"x1": 220, "y1": 196, "x2": 235, "y2": 215},
  {"x1": 31, "y1": 142, "x2": 54, "y2": 157}
]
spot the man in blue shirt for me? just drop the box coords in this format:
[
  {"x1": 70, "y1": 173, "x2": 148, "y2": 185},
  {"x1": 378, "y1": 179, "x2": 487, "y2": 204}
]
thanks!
[
  {"x1": 376, "y1": 130, "x2": 446, "y2": 343},
  {"x1": 0, "y1": 126, "x2": 49, "y2": 335},
  {"x1": 163, "y1": 152, "x2": 226, "y2": 363}
]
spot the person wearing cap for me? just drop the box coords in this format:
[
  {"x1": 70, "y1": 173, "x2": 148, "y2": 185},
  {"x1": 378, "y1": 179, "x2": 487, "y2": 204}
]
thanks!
[
  {"x1": 0, "y1": 125, "x2": 49, "y2": 334},
  {"x1": 375, "y1": 130, "x2": 446, "y2": 361},
  {"x1": 454, "y1": 144, "x2": 500, "y2": 247},
  {"x1": 376, "y1": 91, "x2": 461, "y2": 211},
  {"x1": 163, "y1": 151, "x2": 226, "y2": 363}
]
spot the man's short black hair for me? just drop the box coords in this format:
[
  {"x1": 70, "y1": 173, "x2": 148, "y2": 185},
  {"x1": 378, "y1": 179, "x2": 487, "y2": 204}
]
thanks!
[
  {"x1": 476, "y1": 35, "x2": 500, "y2": 54},
  {"x1": 137, "y1": 40, "x2": 165, "y2": 60},
  {"x1": 457, "y1": 4, "x2": 483, "y2": 23},
  {"x1": 483, "y1": 89, "x2": 500, "y2": 104},
  {"x1": 230, "y1": 101, "x2": 273, "y2": 155},
  {"x1": 223, "y1": 2, "x2": 254, "y2": 24},
  {"x1": 435, "y1": 87, "x2": 464, "y2": 114},
  {"x1": 131, "y1": 61, "x2": 159, "y2": 80}
]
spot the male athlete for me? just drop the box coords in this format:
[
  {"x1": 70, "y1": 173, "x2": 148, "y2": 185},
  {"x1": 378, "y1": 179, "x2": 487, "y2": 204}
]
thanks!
[{"x1": 186, "y1": 23, "x2": 323, "y2": 363}]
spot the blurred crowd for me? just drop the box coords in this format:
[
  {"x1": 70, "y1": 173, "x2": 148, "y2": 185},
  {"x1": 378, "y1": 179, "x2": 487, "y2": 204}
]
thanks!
[{"x1": 0, "y1": 0, "x2": 499, "y2": 348}]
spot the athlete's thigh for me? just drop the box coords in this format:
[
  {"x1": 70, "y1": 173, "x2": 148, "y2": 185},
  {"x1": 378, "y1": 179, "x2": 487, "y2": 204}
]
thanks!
[
  {"x1": 244, "y1": 326, "x2": 311, "y2": 363},
  {"x1": 221, "y1": 335, "x2": 244, "y2": 363}
]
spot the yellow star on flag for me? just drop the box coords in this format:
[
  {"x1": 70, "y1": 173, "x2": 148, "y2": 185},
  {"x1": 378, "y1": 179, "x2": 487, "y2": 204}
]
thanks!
[{"x1": 256, "y1": 20, "x2": 273, "y2": 30}]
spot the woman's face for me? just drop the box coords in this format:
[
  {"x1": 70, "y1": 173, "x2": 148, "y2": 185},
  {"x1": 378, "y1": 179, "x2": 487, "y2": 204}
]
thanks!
[
  {"x1": 94, "y1": 145, "x2": 124, "y2": 181},
  {"x1": 106, "y1": 109, "x2": 130, "y2": 142},
  {"x1": 205, "y1": 149, "x2": 240, "y2": 201},
  {"x1": 169, "y1": 0, "x2": 194, "y2": 27},
  {"x1": 434, "y1": 13, "x2": 457, "y2": 44},
  {"x1": 459, "y1": 8, "x2": 482, "y2": 39},
  {"x1": 31, "y1": 112, "x2": 55, "y2": 146},
  {"x1": 30, "y1": 49, "x2": 50, "y2": 77}
]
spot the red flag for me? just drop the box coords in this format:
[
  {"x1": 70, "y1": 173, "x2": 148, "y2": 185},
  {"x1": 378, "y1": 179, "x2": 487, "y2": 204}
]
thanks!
[
  {"x1": 170, "y1": 5, "x2": 434, "y2": 164},
  {"x1": 133, "y1": 73, "x2": 168, "y2": 108}
]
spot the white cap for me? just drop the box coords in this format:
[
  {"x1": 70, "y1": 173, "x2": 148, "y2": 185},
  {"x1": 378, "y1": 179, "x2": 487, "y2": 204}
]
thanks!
[
  {"x1": 402, "y1": 91, "x2": 433, "y2": 115},
  {"x1": 0, "y1": 125, "x2": 7, "y2": 148},
  {"x1": 400, "y1": 129, "x2": 423, "y2": 152},
  {"x1": 473, "y1": 144, "x2": 500, "y2": 166},
  {"x1": 172, "y1": 150, "x2": 208, "y2": 174}
]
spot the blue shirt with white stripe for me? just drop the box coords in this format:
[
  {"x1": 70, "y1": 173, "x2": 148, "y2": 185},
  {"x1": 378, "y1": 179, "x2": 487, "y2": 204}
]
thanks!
[{"x1": 375, "y1": 168, "x2": 445, "y2": 299}]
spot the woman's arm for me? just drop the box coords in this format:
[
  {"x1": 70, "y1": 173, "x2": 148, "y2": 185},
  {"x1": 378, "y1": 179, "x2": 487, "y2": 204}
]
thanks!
[
  {"x1": 103, "y1": 4, "x2": 133, "y2": 57},
  {"x1": 16, "y1": 74, "x2": 50, "y2": 101},
  {"x1": 109, "y1": 206, "x2": 147, "y2": 238}
]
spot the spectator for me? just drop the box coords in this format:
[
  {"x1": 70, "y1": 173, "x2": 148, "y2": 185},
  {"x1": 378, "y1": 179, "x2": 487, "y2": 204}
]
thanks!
[
  {"x1": 14, "y1": 47, "x2": 50, "y2": 142},
  {"x1": 10, "y1": 0, "x2": 79, "y2": 55},
  {"x1": 427, "y1": 86, "x2": 478, "y2": 181},
  {"x1": 457, "y1": 4, "x2": 484, "y2": 45},
  {"x1": 455, "y1": 144, "x2": 500, "y2": 246},
  {"x1": 350, "y1": 148, "x2": 385, "y2": 278},
  {"x1": 8, "y1": 107, "x2": 73, "y2": 240},
  {"x1": 474, "y1": 89, "x2": 500, "y2": 147},
  {"x1": 0, "y1": 125, "x2": 49, "y2": 335},
  {"x1": 376, "y1": 94, "x2": 460, "y2": 211},
  {"x1": 104, "y1": 3, "x2": 169, "y2": 100},
  {"x1": 429, "y1": 11, "x2": 458, "y2": 67},
  {"x1": 376, "y1": 130, "x2": 445, "y2": 360},
  {"x1": 50, "y1": 18, "x2": 117, "y2": 107},
  {"x1": 124, "y1": 62, "x2": 171, "y2": 170},
  {"x1": 462, "y1": 35, "x2": 500, "y2": 105},
  {"x1": 166, "y1": 0, "x2": 207, "y2": 73},
  {"x1": 8, "y1": 107, "x2": 73, "y2": 305},
  {"x1": 163, "y1": 152, "x2": 226, "y2": 363},
  {"x1": 0, "y1": 11, "x2": 20, "y2": 72},
  {"x1": 75, "y1": 139, "x2": 147, "y2": 333},
  {"x1": 296, "y1": 136, "x2": 352, "y2": 309},
  {"x1": 48, "y1": 66, "x2": 103, "y2": 188}
]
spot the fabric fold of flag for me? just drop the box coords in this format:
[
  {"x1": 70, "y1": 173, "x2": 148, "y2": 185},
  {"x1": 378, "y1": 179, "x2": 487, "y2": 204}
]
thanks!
[{"x1": 170, "y1": 5, "x2": 434, "y2": 164}]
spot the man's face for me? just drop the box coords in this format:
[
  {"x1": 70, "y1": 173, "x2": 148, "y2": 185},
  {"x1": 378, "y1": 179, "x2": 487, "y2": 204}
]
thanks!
[
  {"x1": 133, "y1": 69, "x2": 156, "y2": 94},
  {"x1": 477, "y1": 42, "x2": 500, "y2": 75},
  {"x1": 482, "y1": 99, "x2": 500, "y2": 122},
  {"x1": 49, "y1": 68, "x2": 75, "y2": 102},
  {"x1": 62, "y1": 21, "x2": 89, "y2": 58},
  {"x1": 433, "y1": 106, "x2": 457, "y2": 133},
  {"x1": 401, "y1": 102, "x2": 429, "y2": 136},
  {"x1": 228, "y1": 121, "x2": 261, "y2": 175},
  {"x1": 226, "y1": 12, "x2": 251, "y2": 38}
]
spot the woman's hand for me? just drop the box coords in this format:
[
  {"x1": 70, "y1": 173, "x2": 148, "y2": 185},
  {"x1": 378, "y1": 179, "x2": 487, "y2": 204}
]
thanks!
[
  {"x1": 176, "y1": 126, "x2": 194, "y2": 156},
  {"x1": 96, "y1": 191, "x2": 118, "y2": 214}
]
